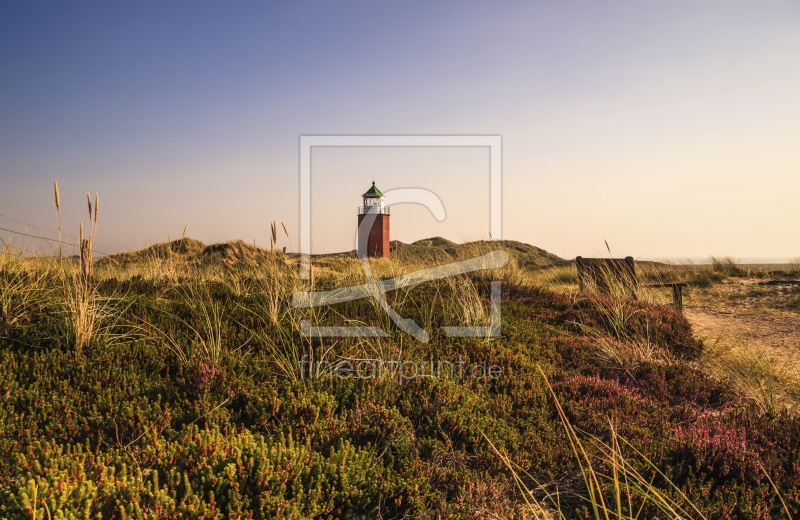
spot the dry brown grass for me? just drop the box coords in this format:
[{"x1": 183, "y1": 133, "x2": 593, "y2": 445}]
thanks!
[
  {"x1": 701, "y1": 333, "x2": 800, "y2": 414},
  {"x1": 51, "y1": 185, "x2": 125, "y2": 353},
  {"x1": 789, "y1": 257, "x2": 800, "y2": 276},
  {"x1": 483, "y1": 367, "x2": 708, "y2": 520},
  {"x1": 0, "y1": 246, "x2": 55, "y2": 340}
]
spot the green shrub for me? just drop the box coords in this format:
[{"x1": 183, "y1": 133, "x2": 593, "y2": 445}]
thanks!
[{"x1": 1, "y1": 260, "x2": 798, "y2": 517}]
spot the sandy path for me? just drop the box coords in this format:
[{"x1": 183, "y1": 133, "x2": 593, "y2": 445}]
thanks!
[{"x1": 684, "y1": 307, "x2": 800, "y2": 367}]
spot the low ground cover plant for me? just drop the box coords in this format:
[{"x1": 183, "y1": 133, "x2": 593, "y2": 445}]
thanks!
[{"x1": 0, "y1": 239, "x2": 798, "y2": 518}]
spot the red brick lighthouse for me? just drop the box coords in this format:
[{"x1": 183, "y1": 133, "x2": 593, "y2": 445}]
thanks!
[{"x1": 357, "y1": 181, "x2": 390, "y2": 258}]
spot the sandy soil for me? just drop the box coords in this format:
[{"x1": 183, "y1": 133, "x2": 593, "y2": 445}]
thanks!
[{"x1": 684, "y1": 278, "x2": 800, "y2": 370}]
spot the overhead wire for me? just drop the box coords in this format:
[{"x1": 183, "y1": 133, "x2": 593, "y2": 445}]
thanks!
[
  {"x1": 0, "y1": 212, "x2": 116, "y2": 255},
  {"x1": 0, "y1": 225, "x2": 113, "y2": 256}
]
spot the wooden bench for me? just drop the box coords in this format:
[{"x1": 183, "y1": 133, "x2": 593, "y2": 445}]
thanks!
[{"x1": 575, "y1": 256, "x2": 687, "y2": 312}]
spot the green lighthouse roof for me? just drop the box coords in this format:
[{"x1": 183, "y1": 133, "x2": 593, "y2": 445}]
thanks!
[{"x1": 362, "y1": 181, "x2": 383, "y2": 198}]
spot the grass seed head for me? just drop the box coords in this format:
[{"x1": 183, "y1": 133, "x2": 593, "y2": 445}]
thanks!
[{"x1": 53, "y1": 180, "x2": 60, "y2": 211}]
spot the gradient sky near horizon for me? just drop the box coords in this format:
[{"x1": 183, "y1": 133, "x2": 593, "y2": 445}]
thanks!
[{"x1": 1, "y1": 1, "x2": 799, "y2": 260}]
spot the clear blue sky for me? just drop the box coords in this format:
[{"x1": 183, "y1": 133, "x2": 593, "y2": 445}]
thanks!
[{"x1": 1, "y1": 1, "x2": 799, "y2": 260}]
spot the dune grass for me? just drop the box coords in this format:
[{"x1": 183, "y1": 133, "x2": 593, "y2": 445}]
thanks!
[
  {"x1": 1, "y1": 207, "x2": 799, "y2": 516},
  {"x1": 484, "y1": 366, "x2": 709, "y2": 520}
]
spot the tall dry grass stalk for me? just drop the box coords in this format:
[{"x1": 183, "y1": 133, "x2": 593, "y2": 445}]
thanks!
[
  {"x1": 53, "y1": 180, "x2": 61, "y2": 259},
  {"x1": 77, "y1": 192, "x2": 99, "y2": 279},
  {"x1": 531, "y1": 265, "x2": 578, "y2": 292},
  {"x1": 481, "y1": 432, "x2": 556, "y2": 519},
  {"x1": 442, "y1": 273, "x2": 485, "y2": 325},
  {"x1": 144, "y1": 279, "x2": 249, "y2": 368},
  {"x1": 218, "y1": 224, "x2": 300, "y2": 324},
  {"x1": 574, "y1": 259, "x2": 685, "y2": 344},
  {"x1": 578, "y1": 324, "x2": 667, "y2": 378},
  {"x1": 231, "y1": 247, "x2": 321, "y2": 379},
  {"x1": 484, "y1": 366, "x2": 707, "y2": 520},
  {"x1": 788, "y1": 257, "x2": 800, "y2": 277},
  {"x1": 53, "y1": 188, "x2": 120, "y2": 353},
  {"x1": 710, "y1": 255, "x2": 743, "y2": 276},
  {"x1": 145, "y1": 241, "x2": 183, "y2": 286},
  {"x1": 0, "y1": 245, "x2": 55, "y2": 340},
  {"x1": 577, "y1": 260, "x2": 641, "y2": 342},
  {"x1": 281, "y1": 222, "x2": 290, "y2": 251},
  {"x1": 702, "y1": 335, "x2": 800, "y2": 414}
]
